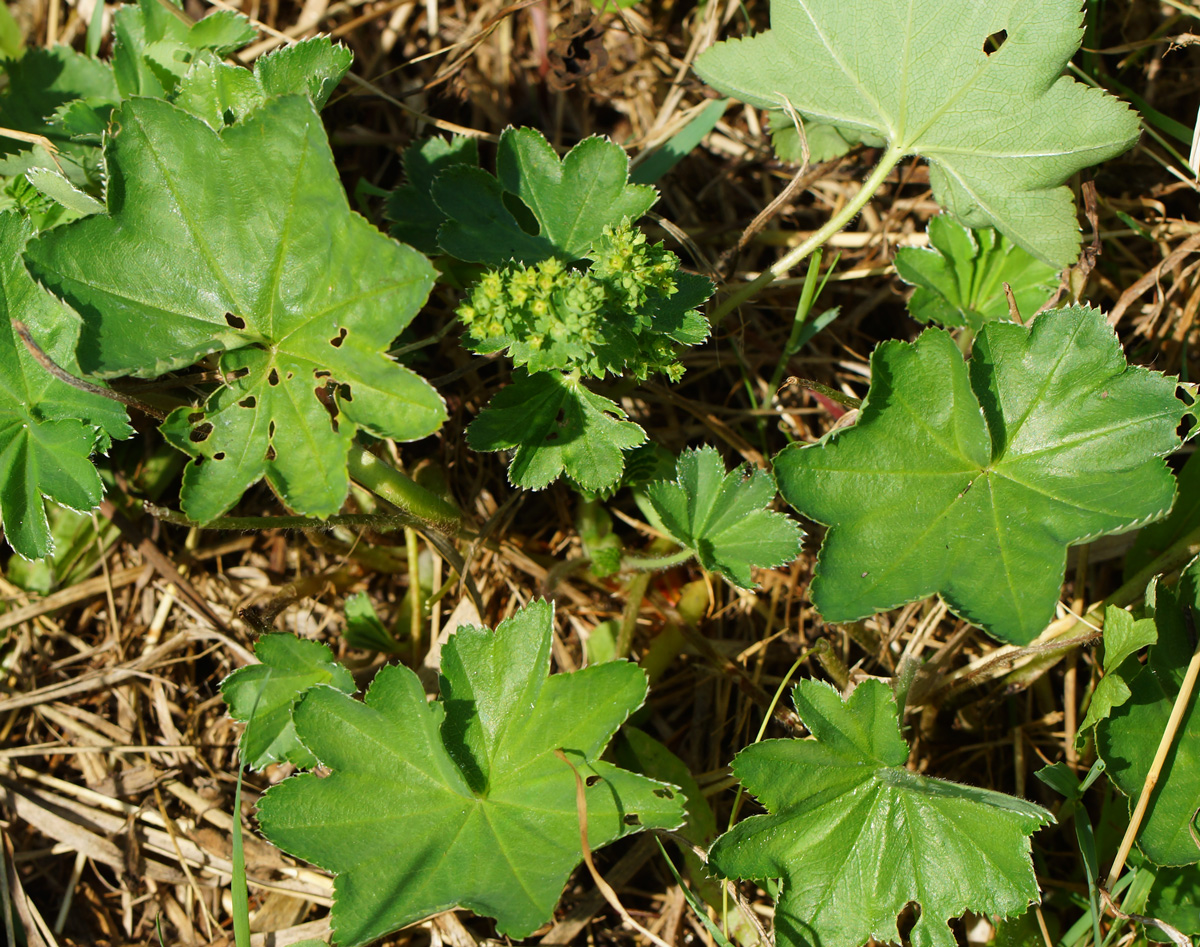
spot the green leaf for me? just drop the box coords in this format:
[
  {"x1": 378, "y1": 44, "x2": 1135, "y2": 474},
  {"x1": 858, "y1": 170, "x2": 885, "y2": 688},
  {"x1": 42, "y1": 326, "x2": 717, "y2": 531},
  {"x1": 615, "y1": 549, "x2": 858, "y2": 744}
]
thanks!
[
  {"x1": 710, "y1": 679, "x2": 1054, "y2": 947},
  {"x1": 221, "y1": 633, "x2": 356, "y2": 771},
  {"x1": 695, "y1": 0, "x2": 1140, "y2": 266},
  {"x1": 256, "y1": 599, "x2": 684, "y2": 947},
  {"x1": 342, "y1": 590, "x2": 402, "y2": 653},
  {"x1": 0, "y1": 46, "x2": 117, "y2": 182},
  {"x1": 1145, "y1": 865, "x2": 1200, "y2": 939},
  {"x1": 171, "y1": 38, "x2": 353, "y2": 128},
  {"x1": 386, "y1": 135, "x2": 479, "y2": 255},
  {"x1": 25, "y1": 168, "x2": 104, "y2": 216},
  {"x1": 0, "y1": 212, "x2": 130, "y2": 560},
  {"x1": 894, "y1": 216, "x2": 1059, "y2": 329},
  {"x1": 767, "y1": 110, "x2": 884, "y2": 164},
  {"x1": 253, "y1": 37, "x2": 353, "y2": 110},
  {"x1": 1098, "y1": 558, "x2": 1200, "y2": 867},
  {"x1": 467, "y1": 370, "x2": 646, "y2": 492},
  {"x1": 774, "y1": 306, "x2": 1182, "y2": 644},
  {"x1": 26, "y1": 96, "x2": 446, "y2": 524},
  {"x1": 433, "y1": 127, "x2": 656, "y2": 265},
  {"x1": 644, "y1": 446, "x2": 802, "y2": 588},
  {"x1": 1077, "y1": 605, "x2": 1158, "y2": 742},
  {"x1": 186, "y1": 10, "x2": 257, "y2": 57}
]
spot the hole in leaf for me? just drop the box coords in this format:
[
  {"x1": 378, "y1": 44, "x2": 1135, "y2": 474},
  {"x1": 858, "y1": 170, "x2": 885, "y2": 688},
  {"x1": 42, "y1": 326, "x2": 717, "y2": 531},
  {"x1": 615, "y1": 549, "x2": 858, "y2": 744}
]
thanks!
[
  {"x1": 213, "y1": 452, "x2": 226, "y2": 460},
  {"x1": 268, "y1": 421, "x2": 276, "y2": 438},
  {"x1": 653, "y1": 788, "x2": 674, "y2": 799},
  {"x1": 187, "y1": 411, "x2": 205, "y2": 423},
  {"x1": 238, "y1": 396, "x2": 256, "y2": 409},
  {"x1": 329, "y1": 327, "x2": 348, "y2": 348},
  {"x1": 984, "y1": 29, "x2": 1007, "y2": 54},
  {"x1": 268, "y1": 368, "x2": 280, "y2": 386},
  {"x1": 315, "y1": 383, "x2": 339, "y2": 433},
  {"x1": 622, "y1": 813, "x2": 641, "y2": 826},
  {"x1": 189, "y1": 422, "x2": 214, "y2": 443},
  {"x1": 543, "y1": 408, "x2": 568, "y2": 444},
  {"x1": 338, "y1": 382, "x2": 353, "y2": 403},
  {"x1": 224, "y1": 312, "x2": 246, "y2": 329},
  {"x1": 193, "y1": 456, "x2": 204, "y2": 467},
  {"x1": 286, "y1": 371, "x2": 294, "y2": 380},
  {"x1": 229, "y1": 367, "x2": 250, "y2": 380},
  {"x1": 314, "y1": 369, "x2": 332, "y2": 379},
  {"x1": 585, "y1": 774, "x2": 601, "y2": 787},
  {"x1": 266, "y1": 444, "x2": 276, "y2": 461},
  {"x1": 222, "y1": 108, "x2": 236, "y2": 126}
]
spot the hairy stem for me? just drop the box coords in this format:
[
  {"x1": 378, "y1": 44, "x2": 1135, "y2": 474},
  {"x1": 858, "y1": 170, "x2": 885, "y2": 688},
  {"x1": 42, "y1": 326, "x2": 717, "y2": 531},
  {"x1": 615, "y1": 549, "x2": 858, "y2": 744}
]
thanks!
[
  {"x1": 620, "y1": 547, "x2": 696, "y2": 573},
  {"x1": 710, "y1": 146, "x2": 904, "y2": 321}
]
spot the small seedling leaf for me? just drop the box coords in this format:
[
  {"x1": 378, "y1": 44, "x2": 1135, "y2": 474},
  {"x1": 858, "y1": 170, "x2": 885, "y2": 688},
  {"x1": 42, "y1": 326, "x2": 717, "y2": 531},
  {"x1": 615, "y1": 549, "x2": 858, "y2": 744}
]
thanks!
[
  {"x1": 695, "y1": 0, "x2": 1140, "y2": 266},
  {"x1": 221, "y1": 633, "x2": 355, "y2": 771},
  {"x1": 644, "y1": 446, "x2": 803, "y2": 588},
  {"x1": 894, "y1": 216, "x2": 1059, "y2": 328},
  {"x1": 26, "y1": 95, "x2": 446, "y2": 523},
  {"x1": 257, "y1": 599, "x2": 684, "y2": 947},
  {"x1": 710, "y1": 679, "x2": 1054, "y2": 947},
  {"x1": 467, "y1": 370, "x2": 646, "y2": 491},
  {"x1": 774, "y1": 306, "x2": 1182, "y2": 644}
]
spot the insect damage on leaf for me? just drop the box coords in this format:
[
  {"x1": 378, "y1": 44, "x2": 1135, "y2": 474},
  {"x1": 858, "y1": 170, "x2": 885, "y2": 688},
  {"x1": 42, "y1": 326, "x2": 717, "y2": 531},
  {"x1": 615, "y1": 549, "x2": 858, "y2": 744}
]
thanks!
[
  {"x1": 774, "y1": 306, "x2": 1183, "y2": 645},
  {"x1": 25, "y1": 95, "x2": 446, "y2": 524},
  {"x1": 256, "y1": 599, "x2": 684, "y2": 947},
  {"x1": 695, "y1": 0, "x2": 1140, "y2": 267}
]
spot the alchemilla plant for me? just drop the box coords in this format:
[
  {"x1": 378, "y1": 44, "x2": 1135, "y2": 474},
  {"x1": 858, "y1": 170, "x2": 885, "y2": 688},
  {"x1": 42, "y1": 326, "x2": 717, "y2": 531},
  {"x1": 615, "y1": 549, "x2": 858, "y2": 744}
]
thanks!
[{"x1": 2, "y1": 0, "x2": 1198, "y2": 945}]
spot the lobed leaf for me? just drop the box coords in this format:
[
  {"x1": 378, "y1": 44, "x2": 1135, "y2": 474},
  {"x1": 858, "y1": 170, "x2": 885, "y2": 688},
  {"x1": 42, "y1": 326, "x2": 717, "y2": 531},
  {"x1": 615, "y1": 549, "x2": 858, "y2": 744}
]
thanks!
[
  {"x1": 433, "y1": 126, "x2": 656, "y2": 266},
  {"x1": 386, "y1": 135, "x2": 479, "y2": 255},
  {"x1": 221, "y1": 633, "x2": 356, "y2": 771},
  {"x1": 695, "y1": 0, "x2": 1140, "y2": 266},
  {"x1": 774, "y1": 306, "x2": 1183, "y2": 644},
  {"x1": 0, "y1": 212, "x2": 130, "y2": 560},
  {"x1": 26, "y1": 95, "x2": 445, "y2": 523},
  {"x1": 467, "y1": 370, "x2": 646, "y2": 492},
  {"x1": 643, "y1": 446, "x2": 803, "y2": 588},
  {"x1": 257, "y1": 599, "x2": 684, "y2": 947},
  {"x1": 710, "y1": 679, "x2": 1054, "y2": 947},
  {"x1": 1077, "y1": 605, "x2": 1157, "y2": 742}
]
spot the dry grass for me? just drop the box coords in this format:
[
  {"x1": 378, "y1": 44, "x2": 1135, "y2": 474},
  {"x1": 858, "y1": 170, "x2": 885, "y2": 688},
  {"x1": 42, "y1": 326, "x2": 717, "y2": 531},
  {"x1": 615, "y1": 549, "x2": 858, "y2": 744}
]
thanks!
[{"x1": 2, "y1": 0, "x2": 1199, "y2": 945}]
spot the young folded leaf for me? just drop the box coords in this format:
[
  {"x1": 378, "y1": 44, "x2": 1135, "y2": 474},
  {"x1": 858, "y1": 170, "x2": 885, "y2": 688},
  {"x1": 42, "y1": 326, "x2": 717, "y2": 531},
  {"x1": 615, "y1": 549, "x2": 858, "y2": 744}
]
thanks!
[
  {"x1": 894, "y1": 216, "x2": 1059, "y2": 329},
  {"x1": 0, "y1": 212, "x2": 130, "y2": 560},
  {"x1": 695, "y1": 0, "x2": 1140, "y2": 267},
  {"x1": 257, "y1": 599, "x2": 684, "y2": 947},
  {"x1": 26, "y1": 95, "x2": 446, "y2": 524},
  {"x1": 1098, "y1": 557, "x2": 1200, "y2": 867},
  {"x1": 221, "y1": 633, "x2": 356, "y2": 771},
  {"x1": 643, "y1": 446, "x2": 803, "y2": 588},
  {"x1": 774, "y1": 306, "x2": 1183, "y2": 644},
  {"x1": 710, "y1": 679, "x2": 1054, "y2": 947}
]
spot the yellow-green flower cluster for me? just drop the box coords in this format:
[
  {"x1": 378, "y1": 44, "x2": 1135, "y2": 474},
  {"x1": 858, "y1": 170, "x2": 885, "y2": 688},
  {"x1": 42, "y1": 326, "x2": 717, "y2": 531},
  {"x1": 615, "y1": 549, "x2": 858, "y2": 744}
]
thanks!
[{"x1": 456, "y1": 220, "x2": 696, "y2": 380}]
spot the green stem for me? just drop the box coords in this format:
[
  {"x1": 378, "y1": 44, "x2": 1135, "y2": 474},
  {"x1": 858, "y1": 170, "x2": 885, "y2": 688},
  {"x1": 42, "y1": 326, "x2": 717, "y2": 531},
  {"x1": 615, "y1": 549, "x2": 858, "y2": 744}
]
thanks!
[
  {"x1": 347, "y1": 443, "x2": 462, "y2": 530},
  {"x1": 141, "y1": 502, "x2": 422, "y2": 533},
  {"x1": 767, "y1": 248, "x2": 825, "y2": 396},
  {"x1": 620, "y1": 547, "x2": 696, "y2": 572},
  {"x1": 710, "y1": 147, "x2": 904, "y2": 321},
  {"x1": 615, "y1": 572, "x2": 653, "y2": 660}
]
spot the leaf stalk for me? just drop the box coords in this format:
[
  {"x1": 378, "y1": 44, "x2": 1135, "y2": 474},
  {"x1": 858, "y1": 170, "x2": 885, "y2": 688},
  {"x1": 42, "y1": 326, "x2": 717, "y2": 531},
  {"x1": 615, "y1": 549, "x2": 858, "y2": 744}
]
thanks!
[{"x1": 710, "y1": 146, "x2": 904, "y2": 321}]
